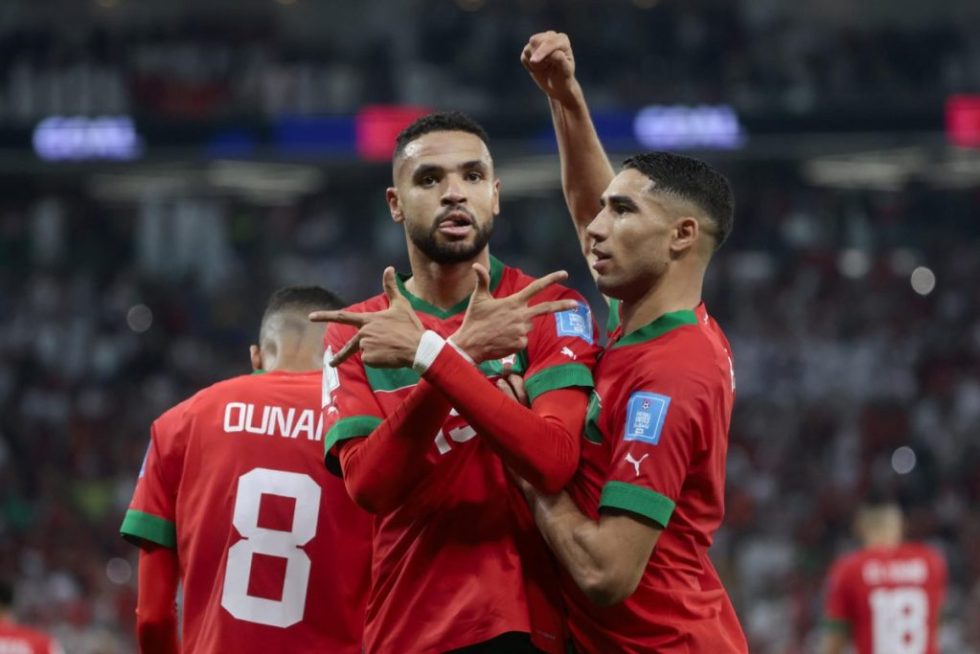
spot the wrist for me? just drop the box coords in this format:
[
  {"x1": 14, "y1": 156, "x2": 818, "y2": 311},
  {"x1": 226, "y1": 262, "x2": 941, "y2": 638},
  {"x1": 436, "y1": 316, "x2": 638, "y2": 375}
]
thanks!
[
  {"x1": 412, "y1": 330, "x2": 446, "y2": 374},
  {"x1": 448, "y1": 330, "x2": 482, "y2": 363}
]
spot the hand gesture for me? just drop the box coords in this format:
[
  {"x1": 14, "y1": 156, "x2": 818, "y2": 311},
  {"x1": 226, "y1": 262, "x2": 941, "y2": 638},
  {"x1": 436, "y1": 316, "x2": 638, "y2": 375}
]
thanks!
[
  {"x1": 309, "y1": 267, "x2": 424, "y2": 368},
  {"x1": 521, "y1": 31, "x2": 578, "y2": 104},
  {"x1": 451, "y1": 264, "x2": 578, "y2": 364}
]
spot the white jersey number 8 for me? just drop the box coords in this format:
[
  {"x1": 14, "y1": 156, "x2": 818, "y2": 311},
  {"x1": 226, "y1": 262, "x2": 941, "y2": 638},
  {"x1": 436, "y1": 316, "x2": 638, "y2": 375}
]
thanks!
[{"x1": 221, "y1": 468, "x2": 321, "y2": 628}]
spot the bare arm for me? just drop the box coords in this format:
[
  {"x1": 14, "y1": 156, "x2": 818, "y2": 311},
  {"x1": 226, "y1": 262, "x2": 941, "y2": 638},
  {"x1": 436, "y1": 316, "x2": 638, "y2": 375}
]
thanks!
[
  {"x1": 525, "y1": 486, "x2": 661, "y2": 607},
  {"x1": 523, "y1": 31, "x2": 615, "y2": 278}
]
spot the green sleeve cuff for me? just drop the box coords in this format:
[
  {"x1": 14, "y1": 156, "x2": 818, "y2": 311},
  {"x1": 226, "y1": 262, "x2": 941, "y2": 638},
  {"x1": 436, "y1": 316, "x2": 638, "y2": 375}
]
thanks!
[
  {"x1": 324, "y1": 415, "x2": 382, "y2": 454},
  {"x1": 606, "y1": 299, "x2": 621, "y2": 333},
  {"x1": 600, "y1": 481, "x2": 675, "y2": 528},
  {"x1": 822, "y1": 618, "x2": 850, "y2": 633},
  {"x1": 524, "y1": 363, "x2": 594, "y2": 403},
  {"x1": 120, "y1": 509, "x2": 177, "y2": 548}
]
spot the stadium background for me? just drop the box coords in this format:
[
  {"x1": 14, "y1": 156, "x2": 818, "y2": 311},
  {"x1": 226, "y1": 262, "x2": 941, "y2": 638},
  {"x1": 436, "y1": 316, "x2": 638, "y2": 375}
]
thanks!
[{"x1": 1, "y1": 0, "x2": 980, "y2": 651}]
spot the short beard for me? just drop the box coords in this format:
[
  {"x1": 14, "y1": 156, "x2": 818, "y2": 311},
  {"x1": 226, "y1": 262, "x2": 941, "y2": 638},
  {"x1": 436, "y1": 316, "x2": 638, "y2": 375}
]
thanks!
[{"x1": 407, "y1": 215, "x2": 493, "y2": 264}]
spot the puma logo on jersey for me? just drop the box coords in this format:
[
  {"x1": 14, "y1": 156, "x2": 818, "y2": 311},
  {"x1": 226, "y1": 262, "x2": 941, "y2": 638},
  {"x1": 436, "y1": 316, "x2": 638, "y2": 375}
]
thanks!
[
  {"x1": 561, "y1": 346, "x2": 577, "y2": 360},
  {"x1": 625, "y1": 452, "x2": 649, "y2": 476}
]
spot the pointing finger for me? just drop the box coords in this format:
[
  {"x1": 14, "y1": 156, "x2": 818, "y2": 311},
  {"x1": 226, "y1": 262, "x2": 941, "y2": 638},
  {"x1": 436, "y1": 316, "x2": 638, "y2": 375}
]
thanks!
[
  {"x1": 309, "y1": 310, "x2": 371, "y2": 327},
  {"x1": 329, "y1": 333, "x2": 362, "y2": 366},
  {"x1": 527, "y1": 299, "x2": 580, "y2": 318},
  {"x1": 516, "y1": 269, "x2": 569, "y2": 302}
]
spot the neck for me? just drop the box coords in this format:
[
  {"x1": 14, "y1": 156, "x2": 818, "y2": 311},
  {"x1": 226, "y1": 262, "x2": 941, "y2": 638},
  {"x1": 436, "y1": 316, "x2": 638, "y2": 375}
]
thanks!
[
  {"x1": 404, "y1": 247, "x2": 491, "y2": 311},
  {"x1": 620, "y1": 265, "x2": 704, "y2": 334},
  {"x1": 864, "y1": 534, "x2": 901, "y2": 549}
]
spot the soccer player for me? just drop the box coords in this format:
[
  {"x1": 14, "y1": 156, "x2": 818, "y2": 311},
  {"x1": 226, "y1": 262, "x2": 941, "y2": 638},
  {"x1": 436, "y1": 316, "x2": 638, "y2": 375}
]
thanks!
[
  {"x1": 822, "y1": 500, "x2": 947, "y2": 654},
  {"x1": 313, "y1": 112, "x2": 601, "y2": 653},
  {"x1": 506, "y1": 32, "x2": 749, "y2": 652},
  {"x1": 0, "y1": 580, "x2": 63, "y2": 654},
  {"x1": 120, "y1": 287, "x2": 373, "y2": 654}
]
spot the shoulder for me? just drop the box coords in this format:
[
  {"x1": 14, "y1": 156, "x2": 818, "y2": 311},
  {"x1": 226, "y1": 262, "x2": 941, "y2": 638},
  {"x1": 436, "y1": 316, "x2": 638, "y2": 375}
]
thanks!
[
  {"x1": 501, "y1": 263, "x2": 589, "y2": 303},
  {"x1": 152, "y1": 374, "x2": 253, "y2": 435},
  {"x1": 827, "y1": 550, "x2": 863, "y2": 586}
]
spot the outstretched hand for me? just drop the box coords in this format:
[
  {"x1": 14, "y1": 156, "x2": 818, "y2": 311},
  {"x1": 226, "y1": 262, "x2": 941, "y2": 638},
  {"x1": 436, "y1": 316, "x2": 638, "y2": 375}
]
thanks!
[
  {"x1": 521, "y1": 31, "x2": 578, "y2": 105},
  {"x1": 309, "y1": 267, "x2": 424, "y2": 368},
  {"x1": 451, "y1": 263, "x2": 578, "y2": 364}
]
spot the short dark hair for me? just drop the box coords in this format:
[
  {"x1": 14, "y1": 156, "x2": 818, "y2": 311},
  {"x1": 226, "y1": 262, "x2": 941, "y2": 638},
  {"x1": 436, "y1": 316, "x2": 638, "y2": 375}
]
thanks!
[
  {"x1": 262, "y1": 286, "x2": 345, "y2": 321},
  {"x1": 622, "y1": 152, "x2": 735, "y2": 250},
  {"x1": 0, "y1": 579, "x2": 13, "y2": 608},
  {"x1": 394, "y1": 111, "x2": 490, "y2": 159}
]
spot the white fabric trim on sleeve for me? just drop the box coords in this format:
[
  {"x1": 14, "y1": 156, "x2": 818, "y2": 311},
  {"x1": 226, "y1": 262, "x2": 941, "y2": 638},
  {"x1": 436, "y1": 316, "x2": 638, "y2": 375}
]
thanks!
[{"x1": 413, "y1": 330, "x2": 447, "y2": 374}]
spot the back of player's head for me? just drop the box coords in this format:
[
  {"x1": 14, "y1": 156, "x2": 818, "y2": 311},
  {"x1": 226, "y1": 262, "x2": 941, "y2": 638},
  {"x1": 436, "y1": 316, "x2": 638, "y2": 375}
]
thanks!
[
  {"x1": 621, "y1": 152, "x2": 734, "y2": 251},
  {"x1": 393, "y1": 111, "x2": 490, "y2": 161},
  {"x1": 855, "y1": 496, "x2": 905, "y2": 546},
  {"x1": 262, "y1": 286, "x2": 345, "y2": 323},
  {"x1": 254, "y1": 285, "x2": 345, "y2": 372}
]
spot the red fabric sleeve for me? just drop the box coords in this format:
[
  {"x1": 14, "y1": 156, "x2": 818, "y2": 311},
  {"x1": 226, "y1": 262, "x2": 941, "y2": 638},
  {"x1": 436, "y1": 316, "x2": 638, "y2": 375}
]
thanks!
[
  {"x1": 136, "y1": 545, "x2": 180, "y2": 654},
  {"x1": 422, "y1": 345, "x2": 588, "y2": 493},
  {"x1": 338, "y1": 379, "x2": 452, "y2": 514},
  {"x1": 824, "y1": 559, "x2": 851, "y2": 624}
]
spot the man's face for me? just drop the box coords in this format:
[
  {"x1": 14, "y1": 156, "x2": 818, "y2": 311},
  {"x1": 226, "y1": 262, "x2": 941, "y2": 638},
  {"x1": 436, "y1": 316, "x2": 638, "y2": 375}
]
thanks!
[
  {"x1": 587, "y1": 168, "x2": 676, "y2": 301},
  {"x1": 388, "y1": 130, "x2": 500, "y2": 264}
]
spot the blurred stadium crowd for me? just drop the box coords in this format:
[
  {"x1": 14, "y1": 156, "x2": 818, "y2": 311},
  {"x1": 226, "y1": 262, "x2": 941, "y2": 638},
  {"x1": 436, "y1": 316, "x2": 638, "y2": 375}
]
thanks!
[
  {"x1": 0, "y1": 0, "x2": 979, "y2": 120},
  {"x1": 2, "y1": 0, "x2": 980, "y2": 652},
  {"x1": 2, "y1": 170, "x2": 980, "y2": 652}
]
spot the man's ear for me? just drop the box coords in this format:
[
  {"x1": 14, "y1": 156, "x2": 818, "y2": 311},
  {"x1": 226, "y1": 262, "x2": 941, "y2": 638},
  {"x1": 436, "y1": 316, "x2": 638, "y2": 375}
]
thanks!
[
  {"x1": 491, "y1": 177, "x2": 501, "y2": 216},
  {"x1": 387, "y1": 187, "x2": 404, "y2": 223},
  {"x1": 249, "y1": 345, "x2": 262, "y2": 372},
  {"x1": 670, "y1": 216, "x2": 700, "y2": 255}
]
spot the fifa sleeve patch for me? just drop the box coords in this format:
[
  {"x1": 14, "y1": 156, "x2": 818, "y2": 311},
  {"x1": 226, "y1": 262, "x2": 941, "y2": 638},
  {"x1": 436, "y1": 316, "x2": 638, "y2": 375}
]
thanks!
[
  {"x1": 322, "y1": 348, "x2": 341, "y2": 408},
  {"x1": 555, "y1": 302, "x2": 594, "y2": 344},
  {"x1": 623, "y1": 392, "x2": 670, "y2": 445}
]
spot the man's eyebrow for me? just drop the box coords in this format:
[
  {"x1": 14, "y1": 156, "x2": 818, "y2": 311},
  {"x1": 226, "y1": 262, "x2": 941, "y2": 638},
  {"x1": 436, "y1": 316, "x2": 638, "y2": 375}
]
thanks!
[
  {"x1": 602, "y1": 194, "x2": 639, "y2": 210},
  {"x1": 411, "y1": 163, "x2": 444, "y2": 178}
]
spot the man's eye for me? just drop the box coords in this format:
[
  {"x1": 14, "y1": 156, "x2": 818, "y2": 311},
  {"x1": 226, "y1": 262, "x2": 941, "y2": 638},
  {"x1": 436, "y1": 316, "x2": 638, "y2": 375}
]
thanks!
[
  {"x1": 465, "y1": 172, "x2": 483, "y2": 182},
  {"x1": 420, "y1": 176, "x2": 436, "y2": 186}
]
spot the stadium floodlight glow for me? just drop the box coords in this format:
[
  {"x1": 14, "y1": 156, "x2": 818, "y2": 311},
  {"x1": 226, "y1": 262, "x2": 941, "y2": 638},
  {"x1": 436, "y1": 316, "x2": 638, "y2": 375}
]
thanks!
[
  {"x1": 33, "y1": 115, "x2": 143, "y2": 161},
  {"x1": 633, "y1": 104, "x2": 745, "y2": 150}
]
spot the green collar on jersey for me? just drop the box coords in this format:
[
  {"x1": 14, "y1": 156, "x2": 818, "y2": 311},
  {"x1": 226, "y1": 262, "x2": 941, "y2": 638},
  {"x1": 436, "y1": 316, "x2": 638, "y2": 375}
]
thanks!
[
  {"x1": 612, "y1": 308, "x2": 698, "y2": 349},
  {"x1": 395, "y1": 254, "x2": 504, "y2": 318}
]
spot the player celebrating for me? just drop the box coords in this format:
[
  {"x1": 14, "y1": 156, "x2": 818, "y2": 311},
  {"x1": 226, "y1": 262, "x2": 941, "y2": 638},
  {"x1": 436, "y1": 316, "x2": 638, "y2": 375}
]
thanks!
[
  {"x1": 120, "y1": 287, "x2": 372, "y2": 654},
  {"x1": 0, "y1": 581, "x2": 63, "y2": 654},
  {"x1": 822, "y1": 500, "x2": 947, "y2": 654},
  {"x1": 510, "y1": 32, "x2": 749, "y2": 652},
  {"x1": 314, "y1": 112, "x2": 601, "y2": 653}
]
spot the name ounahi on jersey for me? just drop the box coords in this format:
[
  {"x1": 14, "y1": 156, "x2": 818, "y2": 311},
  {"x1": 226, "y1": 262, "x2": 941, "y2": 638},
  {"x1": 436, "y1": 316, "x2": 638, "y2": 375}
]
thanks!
[{"x1": 222, "y1": 402, "x2": 324, "y2": 441}]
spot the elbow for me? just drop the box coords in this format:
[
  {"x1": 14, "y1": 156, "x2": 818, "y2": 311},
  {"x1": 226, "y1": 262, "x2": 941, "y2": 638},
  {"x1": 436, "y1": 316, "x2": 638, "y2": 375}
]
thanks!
[
  {"x1": 579, "y1": 566, "x2": 642, "y2": 608},
  {"x1": 534, "y1": 462, "x2": 576, "y2": 496},
  {"x1": 346, "y1": 480, "x2": 395, "y2": 516}
]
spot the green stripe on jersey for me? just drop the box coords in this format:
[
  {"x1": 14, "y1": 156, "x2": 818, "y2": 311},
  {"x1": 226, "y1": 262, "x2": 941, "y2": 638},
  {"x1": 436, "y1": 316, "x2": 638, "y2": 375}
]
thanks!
[
  {"x1": 600, "y1": 481, "x2": 676, "y2": 528},
  {"x1": 524, "y1": 363, "x2": 594, "y2": 403},
  {"x1": 325, "y1": 415, "x2": 382, "y2": 452},
  {"x1": 606, "y1": 298, "x2": 621, "y2": 333},
  {"x1": 366, "y1": 356, "x2": 529, "y2": 393},
  {"x1": 120, "y1": 509, "x2": 177, "y2": 548},
  {"x1": 612, "y1": 309, "x2": 698, "y2": 349},
  {"x1": 583, "y1": 391, "x2": 603, "y2": 444},
  {"x1": 821, "y1": 618, "x2": 850, "y2": 633},
  {"x1": 396, "y1": 256, "x2": 505, "y2": 318}
]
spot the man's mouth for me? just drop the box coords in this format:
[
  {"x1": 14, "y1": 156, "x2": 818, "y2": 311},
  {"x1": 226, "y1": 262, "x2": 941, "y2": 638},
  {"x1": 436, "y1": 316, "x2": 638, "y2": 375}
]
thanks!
[{"x1": 437, "y1": 211, "x2": 475, "y2": 238}]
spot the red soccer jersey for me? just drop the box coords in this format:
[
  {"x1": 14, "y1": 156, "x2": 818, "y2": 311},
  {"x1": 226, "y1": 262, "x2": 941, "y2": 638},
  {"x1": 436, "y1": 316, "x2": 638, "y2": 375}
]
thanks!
[
  {"x1": 0, "y1": 620, "x2": 63, "y2": 654},
  {"x1": 562, "y1": 302, "x2": 747, "y2": 653},
  {"x1": 323, "y1": 256, "x2": 600, "y2": 654},
  {"x1": 120, "y1": 371, "x2": 373, "y2": 654},
  {"x1": 824, "y1": 542, "x2": 947, "y2": 654}
]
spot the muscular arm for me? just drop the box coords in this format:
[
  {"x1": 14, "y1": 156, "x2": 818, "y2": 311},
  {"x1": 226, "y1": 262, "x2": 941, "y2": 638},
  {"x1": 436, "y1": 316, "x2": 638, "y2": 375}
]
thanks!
[
  {"x1": 526, "y1": 490, "x2": 661, "y2": 607},
  {"x1": 136, "y1": 544, "x2": 180, "y2": 654},
  {"x1": 338, "y1": 380, "x2": 452, "y2": 514},
  {"x1": 421, "y1": 342, "x2": 587, "y2": 493},
  {"x1": 549, "y1": 86, "x2": 615, "y2": 272}
]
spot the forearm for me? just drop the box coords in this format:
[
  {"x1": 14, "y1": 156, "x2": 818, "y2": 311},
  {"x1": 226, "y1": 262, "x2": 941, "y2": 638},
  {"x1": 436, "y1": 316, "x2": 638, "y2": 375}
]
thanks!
[
  {"x1": 529, "y1": 490, "x2": 609, "y2": 595},
  {"x1": 340, "y1": 379, "x2": 452, "y2": 514},
  {"x1": 136, "y1": 546, "x2": 179, "y2": 654},
  {"x1": 549, "y1": 83, "x2": 615, "y2": 254},
  {"x1": 421, "y1": 345, "x2": 584, "y2": 493}
]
